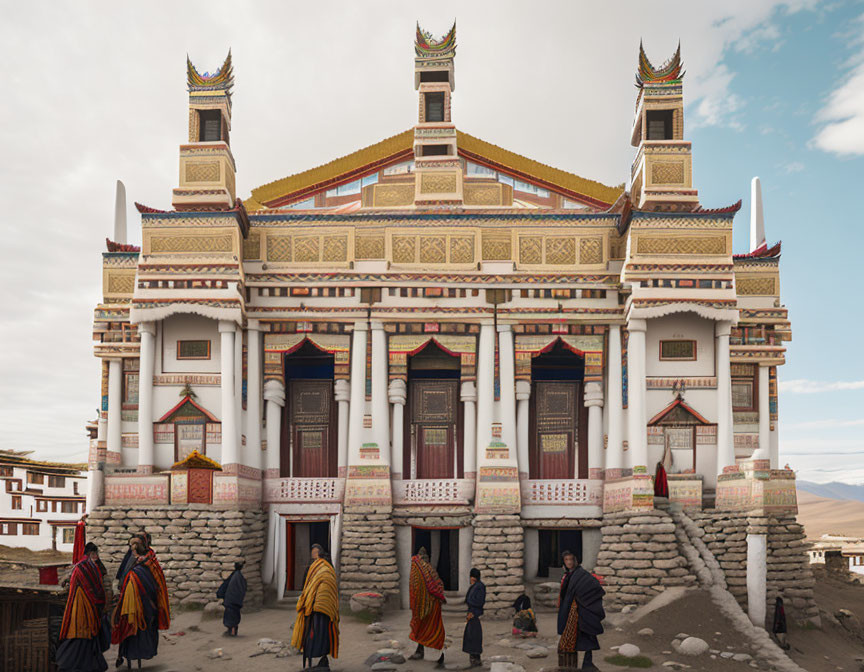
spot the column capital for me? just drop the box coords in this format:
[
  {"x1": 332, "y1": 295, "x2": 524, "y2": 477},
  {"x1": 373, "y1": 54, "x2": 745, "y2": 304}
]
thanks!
[
  {"x1": 334, "y1": 378, "x2": 351, "y2": 402},
  {"x1": 627, "y1": 318, "x2": 647, "y2": 333},
  {"x1": 369, "y1": 320, "x2": 386, "y2": 331},
  {"x1": 247, "y1": 319, "x2": 261, "y2": 332},
  {"x1": 715, "y1": 320, "x2": 733, "y2": 337},
  {"x1": 515, "y1": 379, "x2": 531, "y2": 401},
  {"x1": 263, "y1": 379, "x2": 286, "y2": 406},
  {"x1": 388, "y1": 378, "x2": 407, "y2": 405},
  {"x1": 218, "y1": 320, "x2": 236, "y2": 333},
  {"x1": 137, "y1": 321, "x2": 156, "y2": 337},
  {"x1": 460, "y1": 380, "x2": 477, "y2": 402},
  {"x1": 496, "y1": 323, "x2": 513, "y2": 333},
  {"x1": 584, "y1": 381, "x2": 604, "y2": 407},
  {"x1": 353, "y1": 320, "x2": 369, "y2": 332}
]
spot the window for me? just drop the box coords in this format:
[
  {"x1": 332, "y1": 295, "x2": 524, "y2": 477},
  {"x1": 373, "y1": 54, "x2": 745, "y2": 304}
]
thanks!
[
  {"x1": 48, "y1": 475, "x2": 66, "y2": 488},
  {"x1": 36, "y1": 500, "x2": 47, "y2": 513},
  {"x1": 123, "y1": 372, "x2": 139, "y2": 409},
  {"x1": 497, "y1": 173, "x2": 515, "y2": 187},
  {"x1": 11, "y1": 496, "x2": 21, "y2": 510},
  {"x1": 646, "y1": 109, "x2": 674, "y2": 140},
  {"x1": 361, "y1": 174, "x2": 379, "y2": 188},
  {"x1": 659, "y1": 340, "x2": 696, "y2": 361},
  {"x1": 420, "y1": 71, "x2": 449, "y2": 83},
  {"x1": 177, "y1": 340, "x2": 211, "y2": 360},
  {"x1": 61, "y1": 501, "x2": 78, "y2": 514},
  {"x1": 513, "y1": 180, "x2": 550, "y2": 198},
  {"x1": 731, "y1": 364, "x2": 758, "y2": 412},
  {"x1": 23, "y1": 523, "x2": 38, "y2": 536},
  {"x1": 420, "y1": 144, "x2": 448, "y2": 156},
  {"x1": 62, "y1": 527, "x2": 75, "y2": 543},
  {"x1": 198, "y1": 109, "x2": 222, "y2": 142},
  {"x1": 73, "y1": 482, "x2": 78, "y2": 495},
  {"x1": 424, "y1": 92, "x2": 445, "y2": 122},
  {"x1": 27, "y1": 472, "x2": 44, "y2": 485},
  {"x1": 466, "y1": 161, "x2": 496, "y2": 177},
  {"x1": 325, "y1": 179, "x2": 362, "y2": 197},
  {"x1": 281, "y1": 197, "x2": 315, "y2": 210},
  {"x1": 383, "y1": 161, "x2": 414, "y2": 176},
  {"x1": 360, "y1": 288, "x2": 382, "y2": 304},
  {"x1": 0, "y1": 466, "x2": 12, "y2": 477},
  {"x1": 0, "y1": 523, "x2": 17, "y2": 536}
]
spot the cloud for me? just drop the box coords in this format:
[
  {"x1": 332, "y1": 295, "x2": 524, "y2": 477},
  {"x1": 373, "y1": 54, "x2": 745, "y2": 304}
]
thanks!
[
  {"x1": 811, "y1": 13, "x2": 864, "y2": 156},
  {"x1": 786, "y1": 418, "x2": 864, "y2": 430},
  {"x1": 780, "y1": 379, "x2": 864, "y2": 394},
  {"x1": 781, "y1": 161, "x2": 805, "y2": 173}
]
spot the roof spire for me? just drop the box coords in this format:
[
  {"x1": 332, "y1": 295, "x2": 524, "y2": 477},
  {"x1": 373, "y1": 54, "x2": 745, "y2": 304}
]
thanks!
[
  {"x1": 750, "y1": 177, "x2": 766, "y2": 253},
  {"x1": 113, "y1": 180, "x2": 127, "y2": 244}
]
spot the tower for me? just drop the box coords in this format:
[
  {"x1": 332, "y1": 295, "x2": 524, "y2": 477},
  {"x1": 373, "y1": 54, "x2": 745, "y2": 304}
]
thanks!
[
  {"x1": 629, "y1": 43, "x2": 699, "y2": 211},
  {"x1": 173, "y1": 51, "x2": 236, "y2": 210},
  {"x1": 413, "y1": 22, "x2": 462, "y2": 207}
]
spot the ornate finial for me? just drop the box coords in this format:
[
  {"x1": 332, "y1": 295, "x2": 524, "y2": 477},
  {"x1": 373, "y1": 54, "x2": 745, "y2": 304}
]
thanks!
[
  {"x1": 180, "y1": 383, "x2": 197, "y2": 399},
  {"x1": 415, "y1": 21, "x2": 457, "y2": 58},
  {"x1": 187, "y1": 49, "x2": 234, "y2": 94},
  {"x1": 636, "y1": 41, "x2": 684, "y2": 88},
  {"x1": 672, "y1": 379, "x2": 686, "y2": 400}
]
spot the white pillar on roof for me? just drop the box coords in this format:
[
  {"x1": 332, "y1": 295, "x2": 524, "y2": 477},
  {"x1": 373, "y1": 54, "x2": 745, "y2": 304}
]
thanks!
[
  {"x1": 606, "y1": 325, "x2": 624, "y2": 475},
  {"x1": 750, "y1": 177, "x2": 766, "y2": 253},
  {"x1": 137, "y1": 322, "x2": 156, "y2": 472}
]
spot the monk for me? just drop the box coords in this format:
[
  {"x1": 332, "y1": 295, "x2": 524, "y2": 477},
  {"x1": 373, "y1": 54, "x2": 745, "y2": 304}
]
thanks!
[
  {"x1": 112, "y1": 536, "x2": 170, "y2": 670},
  {"x1": 56, "y1": 542, "x2": 110, "y2": 672},
  {"x1": 408, "y1": 547, "x2": 447, "y2": 668},
  {"x1": 557, "y1": 550, "x2": 605, "y2": 671},
  {"x1": 217, "y1": 561, "x2": 247, "y2": 637},
  {"x1": 462, "y1": 568, "x2": 486, "y2": 668},
  {"x1": 292, "y1": 544, "x2": 339, "y2": 670}
]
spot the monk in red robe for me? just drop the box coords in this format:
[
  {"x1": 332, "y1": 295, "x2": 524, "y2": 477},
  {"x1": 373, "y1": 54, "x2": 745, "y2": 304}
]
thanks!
[{"x1": 408, "y1": 547, "x2": 447, "y2": 668}]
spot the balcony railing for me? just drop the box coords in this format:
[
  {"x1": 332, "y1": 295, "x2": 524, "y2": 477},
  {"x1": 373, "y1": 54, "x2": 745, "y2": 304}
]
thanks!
[
  {"x1": 392, "y1": 479, "x2": 475, "y2": 505},
  {"x1": 521, "y1": 479, "x2": 603, "y2": 506},
  {"x1": 263, "y1": 477, "x2": 345, "y2": 503}
]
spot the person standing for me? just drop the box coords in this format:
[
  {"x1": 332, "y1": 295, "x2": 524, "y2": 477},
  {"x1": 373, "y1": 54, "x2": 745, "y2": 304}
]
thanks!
[
  {"x1": 408, "y1": 547, "x2": 447, "y2": 668},
  {"x1": 56, "y1": 542, "x2": 110, "y2": 672},
  {"x1": 217, "y1": 561, "x2": 247, "y2": 637},
  {"x1": 291, "y1": 544, "x2": 340, "y2": 670},
  {"x1": 556, "y1": 550, "x2": 605, "y2": 671},
  {"x1": 112, "y1": 537, "x2": 170, "y2": 670},
  {"x1": 462, "y1": 568, "x2": 486, "y2": 667}
]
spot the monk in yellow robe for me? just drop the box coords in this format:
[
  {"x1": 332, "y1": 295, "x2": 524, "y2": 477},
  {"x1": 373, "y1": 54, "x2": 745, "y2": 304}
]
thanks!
[
  {"x1": 408, "y1": 547, "x2": 447, "y2": 668},
  {"x1": 292, "y1": 544, "x2": 339, "y2": 670}
]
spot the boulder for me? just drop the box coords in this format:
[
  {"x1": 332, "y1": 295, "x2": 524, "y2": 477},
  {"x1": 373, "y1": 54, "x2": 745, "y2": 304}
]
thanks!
[
  {"x1": 676, "y1": 637, "x2": 709, "y2": 656},
  {"x1": 637, "y1": 627, "x2": 654, "y2": 638},
  {"x1": 618, "y1": 643, "x2": 641, "y2": 658}
]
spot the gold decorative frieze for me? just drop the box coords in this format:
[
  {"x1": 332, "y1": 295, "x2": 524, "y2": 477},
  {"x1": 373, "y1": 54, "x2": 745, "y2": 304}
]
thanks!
[
  {"x1": 420, "y1": 237, "x2": 447, "y2": 264},
  {"x1": 355, "y1": 235, "x2": 385, "y2": 259},
  {"x1": 420, "y1": 172, "x2": 458, "y2": 194},
  {"x1": 106, "y1": 272, "x2": 135, "y2": 294},
  {"x1": 293, "y1": 236, "x2": 320, "y2": 263},
  {"x1": 519, "y1": 237, "x2": 543, "y2": 265},
  {"x1": 390, "y1": 231, "x2": 477, "y2": 266},
  {"x1": 449, "y1": 236, "x2": 475, "y2": 264},
  {"x1": 266, "y1": 235, "x2": 292, "y2": 262},
  {"x1": 545, "y1": 237, "x2": 576, "y2": 265},
  {"x1": 150, "y1": 234, "x2": 233, "y2": 254},
  {"x1": 392, "y1": 236, "x2": 417, "y2": 264},
  {"x1": 482, "y1": 233, "x2": 512, "y2": 261},
  {"x1": 322, "y1": 235, "x2": 348, "y2": 262},
  {"x1": 636, "y1": 235, "x2": 726, "y2": 256},
  {"x1": 185, "y1": 161, "x2": 221, "y2": 183},
  {"x1": 463, "y1": 183, "x2": 503, "y2": 206},
  {"x1": 580, "y1": 237, "x2": 604, "y2": 264},
  {"x1": 650, "y1": 161, "x2": 685, "y2": 185},
  {"x1": 737, "y1": 277, "x2": 776, "y2": 295},
  {"x1": 243, "y1": 233, "x2": 261, "y2": 260},
  {"x1": 372, "y1": 183, "x2": 414, "y2": 207}
]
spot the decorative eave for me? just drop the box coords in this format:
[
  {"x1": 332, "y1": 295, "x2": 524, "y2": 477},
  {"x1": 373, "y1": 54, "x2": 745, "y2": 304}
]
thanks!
[
  {"x1": 733, "y1": 241, "x2": 781, "y2": 261},
  {"x1": 105, "y1": 238, "x2": 141, "y2": 253},
  {"x1": 171, "y1": 450, "x2": 222, "y2": 471},
  {"x1": 135, "y1": 199, "x2": 250, "y2": 237},
  {"x1": 415, "y1": 21, "x2": 457, "y2": 59},
  {"x1": 648, "y1": 397, "x2": 711, "y2": 426},
  {"x1": 246, "y1": 129, "x2": 624, "y2": 211},
  {"x1": 187, "y1": 50, "x2": 233, "y2": 95},
  {"x1": 156, "y1": 395, "x2": 219, "y2": 424}
]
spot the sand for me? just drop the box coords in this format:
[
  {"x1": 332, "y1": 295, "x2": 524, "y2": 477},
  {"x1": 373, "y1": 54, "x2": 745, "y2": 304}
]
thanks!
[{"x1": 795, "y1": 490, "x2": 864, "y2": 539}]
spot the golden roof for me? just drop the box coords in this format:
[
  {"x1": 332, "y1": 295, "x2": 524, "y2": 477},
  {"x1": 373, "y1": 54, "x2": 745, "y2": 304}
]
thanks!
[
  {"x1": 170, "y1": 450, "x2": 222, "y2": 471},
  {"x1": 246, "y1": 129, "x2": 623, "y2": 210}
]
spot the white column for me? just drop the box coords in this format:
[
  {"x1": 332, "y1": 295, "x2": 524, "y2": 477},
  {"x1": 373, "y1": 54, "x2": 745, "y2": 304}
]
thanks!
[
  {"x1": 137, "y1": 322, "x2": 156, "y2": 472},
  {"x1": 335, "y1": 379, "x2": 351, "y2": 477},
  {"x1": 219, "y1": 320, "x2": 239, "y2": 467},
  {"x1": 475, "y1": 323, "x2": 495, "y2": 457},
  {"x1": 515, "y1": 380, "x2": 531, "y2": 478},
  {"x1": 371, "y1": 322, "x2": 390, "y2": 464},
  {"x1": 347, "y1": 322, "x2": 368, "y2": 465},
  {"x1": 396, "y1": 525, "x2": 412, "y2": 610},
  {"x1": 747, "y1": 532, "x2": 768, "y2": 627},
  {"x1": 246, "y1": 321, "x2": 263, "y2": 470},
  {"x1": 626, "y1": 319, "x2": 647, "y2": 470},
  {"x1": 106, "y1": 358, "x2": 122, "y2": 458},
  {"x1": 498, "y1": 324, "x2": 517, "y2": 456},
  {"x1": 263, "y1": 380, "x2": 285, "y2": 476},
  {"x1": 87, "y1": 466, "x2": 105, "y2": 510},
  {"x1": 754, "y1": 365, "x2": 770, "y2": 460},
  {"x1": 461, "y1": 381, "x2": 477, "y2": 478},
  {"x1": 234, "y1": 323, "x2": 243, "y2": 449},
  {"x1": 389, "y1": 379, "x2": 407, "y2": 478},
  {"x1": 716, "y1": 320, "x2": 735, "y2": 475},
  {"x1": 523, "y1": 528, "x2": 539, "y2": 580},
  {"x1": 584, "y1": 381, "x2": 604, "y2": 480},
  {"x1": 457, "y1": 526, "x2": 474, "y2": 593},
  {"x1": 606, "y1": 325, "x2": 624, "y2": 475}
]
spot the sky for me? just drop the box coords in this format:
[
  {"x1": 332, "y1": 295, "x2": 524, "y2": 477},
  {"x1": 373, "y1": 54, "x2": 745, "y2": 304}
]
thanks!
[{"x1": 1, "y1": 1, "x2": 863, "y2": 483}]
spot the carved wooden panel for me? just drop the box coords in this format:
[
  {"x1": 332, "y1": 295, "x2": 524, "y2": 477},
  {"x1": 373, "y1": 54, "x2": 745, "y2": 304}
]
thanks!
[{"x1": 290, "y1": 381, "x2": 332, "y2": 424}]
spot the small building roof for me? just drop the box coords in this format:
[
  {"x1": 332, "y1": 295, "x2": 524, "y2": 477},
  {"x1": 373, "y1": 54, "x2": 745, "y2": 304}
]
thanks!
[{"x1": 171, "y1": 450, "x2": 222, "y2": 471}]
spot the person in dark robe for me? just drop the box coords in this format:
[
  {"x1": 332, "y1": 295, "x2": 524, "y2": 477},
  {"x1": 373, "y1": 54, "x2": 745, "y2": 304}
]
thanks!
[
  {"x1": 408, "y1": 547, "x2": 447, "y2": 668},
  {"x1": 112, "y1": 537, "x2": 170, "y2": 670},
  {"x1": 511, "y1": 595, "x2": 538, "y2": 636},
  {"x1": 557, "y1": 550, "x2": 605, "y2": 671},
  {"x1": 217, "y1": 561, "x2": 247, "y2": 637},
  {"x1": 462, "y1": 568, "x2": 486, "y2": 667},
  {"x1": 291, "y1": 544, "x2": 339, "y2": 670},
  {"x1": 56, "y1": 543, "x2": 110, "y2": 672},
  {"x1": 115, "y1": 533, "x2": 146, "y2": 588},
  {"x1": 772, "y1": 596, "x2": 789, "y2": 649}
]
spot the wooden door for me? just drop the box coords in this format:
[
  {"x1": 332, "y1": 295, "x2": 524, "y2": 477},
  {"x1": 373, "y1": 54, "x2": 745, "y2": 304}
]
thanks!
[
  {"x1": 287, "y1": 380, "x2": 335, "y2": 478},
  {"x1": 530, "y1": 381, "x2": 579, "y2": 479},
  {"x1": 411, "y1": 380, "x2": 457, "y2": 479}
]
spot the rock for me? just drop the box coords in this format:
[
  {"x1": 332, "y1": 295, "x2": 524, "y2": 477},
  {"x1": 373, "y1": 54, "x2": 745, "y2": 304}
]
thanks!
[
  {"x1": 202, "y1": 601, "x2": 224, "y2": 621},
  {"x1": 351, "y1": 591, "x2": 385, "y2": 613},
  {"x1": 677, "y1": 637, "x2": 709, "y2": 656},
  {"x1": 661, "y1": 663, "x2": 691, "y2": 670},
  {"x1": 675, "y1": 632, "x2": 690, "y2": 640},
  {"x1": 371, "y1": 664, "x2": 399, "y2": 671},
  {"x1": 719, "y1": 652, "x2": 734, "y2": 659},
  {"x1": 621, "y1": 604, "x2": 638, "y2": 614},
  {"x1": 618, "y1": 643, "x2": 641, "y2": 658},
  {"x1": 368, "y1": 622, "x2": 390, "y2": 634},
  {"x1": 526, "y1": 648, "x2": 548, "y2": 658},
  {"x1": 638, "y1": 627, "x2": 654, "y2": 638},
  {"x1": 208, "y1": 648, "x2": 226, "y2": 659},
  {"x1": 732, "y1": 653, "x2": 752, "y2": 662}
]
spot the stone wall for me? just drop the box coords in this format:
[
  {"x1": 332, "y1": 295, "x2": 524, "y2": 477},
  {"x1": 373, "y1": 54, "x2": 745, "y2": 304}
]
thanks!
[
  {"x1": 688, "y1": 511, "x2": 818, "y2": 623},
  {"x1": 339, "y1": 509, "x2": 399, "y2": 599},
  {"x1": 86, "y1": 505, "x2": 265, "y2": 609},
  {"x1": 593, "y1": 509, "x2": 696, "y2": 609},
  {"x1": 471, "y1": 514, "x2": 525, "y2": 618}
]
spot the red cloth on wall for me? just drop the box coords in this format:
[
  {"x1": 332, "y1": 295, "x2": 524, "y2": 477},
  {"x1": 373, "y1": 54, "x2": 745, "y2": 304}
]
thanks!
[
  {"x1": 654, "y1": 462, "x2": 669, "y2": 498},
  {"x1": 72, "y1": 520, "x2": 86, "y2": 564}
]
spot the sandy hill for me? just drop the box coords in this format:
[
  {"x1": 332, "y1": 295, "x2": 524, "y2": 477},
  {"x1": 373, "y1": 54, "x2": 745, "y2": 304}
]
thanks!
[{"x1": 796, "y1": 489, "x2": 864, "y2": 539}]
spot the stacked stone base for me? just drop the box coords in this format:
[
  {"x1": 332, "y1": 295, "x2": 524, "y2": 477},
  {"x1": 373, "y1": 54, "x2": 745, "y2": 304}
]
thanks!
[
  {"x1": 689, "y1": 510, "x2": 818, "y2": 623},
  {"x1": 594, "y1": 509, "x2": 696, "y2": 609},
  {"x1": 471, "y1": 514, "x2": 525, "y2": 618},
  {"x1": 339, "y1": 509, "x2": 399, "y2": 599},
  {"x1": 87, "y1": 505, "x2": 265, "y2": 608}
]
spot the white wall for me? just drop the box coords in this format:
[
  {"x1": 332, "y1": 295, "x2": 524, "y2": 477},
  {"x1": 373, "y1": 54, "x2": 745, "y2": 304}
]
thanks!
[
  {"x1": 646, "y1": 314, "x2": 715, "y2": 378},
  {"x1": 161, "y1": 314, "x2": 221, "y2": 374}
]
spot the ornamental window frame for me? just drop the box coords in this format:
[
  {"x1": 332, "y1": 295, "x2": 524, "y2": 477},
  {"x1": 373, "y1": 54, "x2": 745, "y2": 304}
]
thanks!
[
  {"x1": 659, "y1": 339, "x2": 697, "y2": 361},
  {"x1": 177, "y1": 340, "x2": 212, "y2": 361}
]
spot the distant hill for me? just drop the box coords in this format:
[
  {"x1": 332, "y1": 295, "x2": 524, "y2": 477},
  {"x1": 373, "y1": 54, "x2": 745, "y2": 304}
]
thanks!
[
  {"x1": 797, "y1": 480, "x2": 864, "y2": 503},
  {"x1": 796, "y1": 490, "x2": 864, "y2": 539}
]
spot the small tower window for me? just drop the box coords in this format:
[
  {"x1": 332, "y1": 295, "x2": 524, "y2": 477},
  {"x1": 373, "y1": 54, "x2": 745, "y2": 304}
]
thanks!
[
  {"x1": 421, "y1": 145, "x2": 449, "y2": 156},
  {"x1": 199, "y1": 110, "x2": 222, "y2": 142},
  {"x1": 646, "y1": 110, "x2": 674, "y2": 140},
  {"x1": 424, "y1": 92, "x2": 445, "y2": 122},
  {"x1": 420, "y1": 71, "x2": 449, "y2": 83}
]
